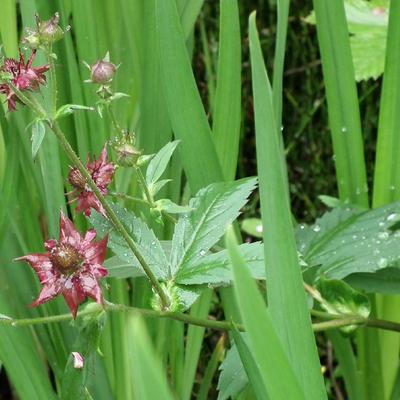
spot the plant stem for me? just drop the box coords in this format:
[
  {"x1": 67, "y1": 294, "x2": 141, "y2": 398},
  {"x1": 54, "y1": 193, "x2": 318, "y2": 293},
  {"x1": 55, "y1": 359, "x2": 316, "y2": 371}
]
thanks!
[
  {"x1": 135, "y1": 166, "x2": 155, "y2": 205},
  {"x1": 49, "y1": 121, "x2": 169, "y2": 309},
  {"x1": 47, "y1": 49, "x2": 57, "y2": 116},
  {"x1": 1, "y1": 302, "x2": 241, "y2": 331},
  {"x1": 106, "y1": 103, "x2": 123, "y2": 134},
  {"x1": 3, "y1": 303, "x2": 400, "y2": 334},
  {"x1": 7, "y1": 82, "x2": 170, "y2": 308}
]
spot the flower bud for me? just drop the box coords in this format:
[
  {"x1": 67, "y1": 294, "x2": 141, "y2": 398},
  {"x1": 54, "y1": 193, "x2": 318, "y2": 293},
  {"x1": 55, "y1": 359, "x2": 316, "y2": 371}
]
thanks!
[
  {"x1": 68, "y1": 167, "x2": 86, "y2": 190},
  {"x1": 111, "y1": 133, "x2": 141, "y2": 167},
  {"x1": 38, "y1": 13, "x2": 67, "y2": 44},
  {"x1": 91, "y1": 59, "x2": 116, "y2": 84}
]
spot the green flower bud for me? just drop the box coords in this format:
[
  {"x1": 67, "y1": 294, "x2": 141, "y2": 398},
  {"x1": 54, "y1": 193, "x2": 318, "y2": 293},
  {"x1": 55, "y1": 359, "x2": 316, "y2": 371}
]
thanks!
[
  {"x1": 111, "y1": 133, "x2": 142, "y2": 167},
  {"x1": 38, "y1": 13, "x2": 67, "y2": 44}
]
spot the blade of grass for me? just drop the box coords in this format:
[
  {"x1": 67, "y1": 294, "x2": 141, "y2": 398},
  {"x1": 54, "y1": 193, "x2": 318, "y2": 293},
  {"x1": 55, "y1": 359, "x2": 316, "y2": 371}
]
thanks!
[
  {"x1": 226, "y1": 228, "x2": 305, "y2": 399},
  {"x1": 249, "y1": 12, "x2": 326, "y2": 398},
  {"x1": 212, "y1": 0, "x2": 241, "y2": 181},
  {"x1": 311, "y1": 2, "x2": 378, "y2": 398},
  {"x1": 312, "y1": 0, "x2": 368, "y2": 206},
  {"x1": 127, "y1": 314, "x2": 175, "y2": 400},
  {"x1": 372, "y1": 1, "x2": 400, "y2": 398},
  {"x1": 272, "y1": 0, "x2": 289, "y2": 127},
  {"x1": 0, "y1": 0, "x2": 18, "y2": 57},
  {"x1": 155, "y1": 0, "x2": 223, "y2": 192}
]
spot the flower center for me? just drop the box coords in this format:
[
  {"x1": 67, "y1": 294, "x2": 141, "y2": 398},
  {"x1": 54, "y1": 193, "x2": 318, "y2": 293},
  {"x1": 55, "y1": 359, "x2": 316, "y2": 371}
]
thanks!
[{"x1": 49, "y1": 243, "x2": 83, "y2": 272}]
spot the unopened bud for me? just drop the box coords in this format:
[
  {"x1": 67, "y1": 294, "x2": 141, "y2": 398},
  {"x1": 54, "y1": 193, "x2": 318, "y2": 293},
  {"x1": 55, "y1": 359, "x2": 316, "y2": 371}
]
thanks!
[
  {"x1": 38, "y1": 13, "x2": 67, "y2": 44},
  {"x1": 68, "y1": 168, "x2": 86, "y2": 190},
  {"x1": 111, "y1": 133, "x2": 141, "y2": 167},
  {"x1": 91, "y1": 59, "x2": 116, "y2": 84}
]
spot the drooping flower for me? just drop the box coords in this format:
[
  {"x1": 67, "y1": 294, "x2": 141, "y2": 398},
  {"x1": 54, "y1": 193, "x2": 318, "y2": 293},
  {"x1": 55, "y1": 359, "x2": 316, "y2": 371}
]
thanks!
[
  {"x1": 68, "y1": 146, "x2": 115, "y2": 216},
  {"x1": 0, "y1": 50, "x2": 49, "y2": 111},
  {"x1": 15, "y1": 212, "x2": 108, "y2": 318}
]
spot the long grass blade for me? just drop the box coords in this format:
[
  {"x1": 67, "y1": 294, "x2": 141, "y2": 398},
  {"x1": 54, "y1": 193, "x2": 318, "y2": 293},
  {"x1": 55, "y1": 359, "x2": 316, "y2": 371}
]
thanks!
[{"x1": 249, "y1": 12, "x2": 326, "y2": 398}]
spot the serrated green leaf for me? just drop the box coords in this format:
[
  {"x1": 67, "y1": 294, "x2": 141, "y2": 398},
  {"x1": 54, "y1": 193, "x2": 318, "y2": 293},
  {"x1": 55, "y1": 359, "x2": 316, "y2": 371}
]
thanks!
[
  {"x1": 297, "y1": 202, "x2": 400, "y2": 280},
  {"x1": 89, "y1": 202, "x2": 169, "y2": 280},
  {"x1": 175, "y1": 242, "x2": 265, "y2": 285},
  {"x1": 145, "y1": 140, "x2": 180, "y2": 186},
  {"x1": 306, "y1": 0, "x2": 389, "y2": 81},
  {"x1": 241, "y1": 218, "x2": 263, "y2": 238},
  {"x1": 217, "y1": 343, "x2": 249, "y2": 400},
  {"x1": 31, "y1": 120, "x2": 46, "y2": 159},
  {"x1": 103, "y1": 255, "x2": 145, "y2": 279},
  {"x1": 170, "y1": 177, "x2": 257, "y2": 276}
]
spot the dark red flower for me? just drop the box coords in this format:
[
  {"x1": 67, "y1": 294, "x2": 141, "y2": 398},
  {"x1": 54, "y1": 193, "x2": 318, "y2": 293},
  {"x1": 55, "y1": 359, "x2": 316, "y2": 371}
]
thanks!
[
  {"x1": 68, "y1": 146, "x2": 115, "y2": 217},
  {"x1": 0, "y1": 50, "x2": 49, "y2": 111},
  {"x1": 15, "y1": 212, "x2": 108, "y2": 318}
]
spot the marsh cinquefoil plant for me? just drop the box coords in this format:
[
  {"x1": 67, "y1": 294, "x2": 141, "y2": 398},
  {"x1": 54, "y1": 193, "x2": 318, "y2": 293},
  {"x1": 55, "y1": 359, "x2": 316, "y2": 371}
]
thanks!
[{"x1": 2, "y1": 4, "x2": 400, "y2": 400}]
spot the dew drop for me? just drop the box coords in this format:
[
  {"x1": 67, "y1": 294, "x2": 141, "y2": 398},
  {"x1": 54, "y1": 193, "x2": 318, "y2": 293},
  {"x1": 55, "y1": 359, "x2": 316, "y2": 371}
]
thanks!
[
  {"x1": 378, "y1": 258, "x2": 388, "y2": 268},
  {"x1": 299, "y1": 224, "x2": 305, "y2": 230},
  {"x1": 313, "y1": 224, "x2": 321, "y2": 233},
  {"x1": 199, "y1": 249, "x2": 206, "y2": 256},
  {"x1": 378, "y1": 231, "x2": 389, "y2": 240},
  {"x1": 352, "y1": 234, "x2": 358, "y2": 240},
  {"x1": 256, "y1": 225, "x2": 263, "y2": 233},
  {"x1": 379, "y1": 221, "x2": 385, "y2": 227},
  {"x1": 390, "y1": 185, "x2": 396, "y2": 191},
  {"x1": 341, "y1": 126, "x2": 347, "y2": 133},
  {"x1": 387, "y1": 213, "x2": 398, "y2": 222}
]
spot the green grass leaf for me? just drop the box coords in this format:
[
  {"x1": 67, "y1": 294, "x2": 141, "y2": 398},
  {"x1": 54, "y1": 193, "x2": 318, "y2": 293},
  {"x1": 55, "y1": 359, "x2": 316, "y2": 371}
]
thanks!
[
  {"x1": 212, "y1": 0, "x2": 241, "y2": 180},
  {"x1": 127, "y1": 314, "x2": 175, "y2": 400},
  {"x1": 226, "y1": 228, "x2": 305, "y2": 399},
  {"x1": 249, "y1": 12, "x2": 326, "y2": 398}
]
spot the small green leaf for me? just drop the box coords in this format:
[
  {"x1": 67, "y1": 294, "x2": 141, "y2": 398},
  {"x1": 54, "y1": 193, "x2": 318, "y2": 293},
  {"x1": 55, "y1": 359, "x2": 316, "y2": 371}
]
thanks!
[
  {"x1": 154, "y1": 198, "x2": 192, "y2": 214},
  {"x1": 31, "y1": 120, "x2": 46, "y2": 159},
  {"x1": 317, "y1": 276, "x2": 371, "y2": 319},
  {"x1": 241, "y1": 218, "x2": 263, "y2": 238},
  {"x1": 149, "y1": 179, "x2": 172, "y2": 196},
  {"x1": 145, "y1": 140, "x2": 180, "y2": 186},
  {"x1": 318, "y1": 195, "x2": 345, "y2": 208},
  {"x1": 55, "y1": 104, "x2": 94, "y2": 120}
]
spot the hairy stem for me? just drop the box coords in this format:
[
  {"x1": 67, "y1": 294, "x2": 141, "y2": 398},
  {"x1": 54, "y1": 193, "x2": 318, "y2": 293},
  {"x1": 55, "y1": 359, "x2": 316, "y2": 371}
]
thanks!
[
  {"x1": 50, "y1": 121, "x2": 169, "y2": 309},
  {"x1": 3, "y1": 303, "x2": 400, "y2": 334}
]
